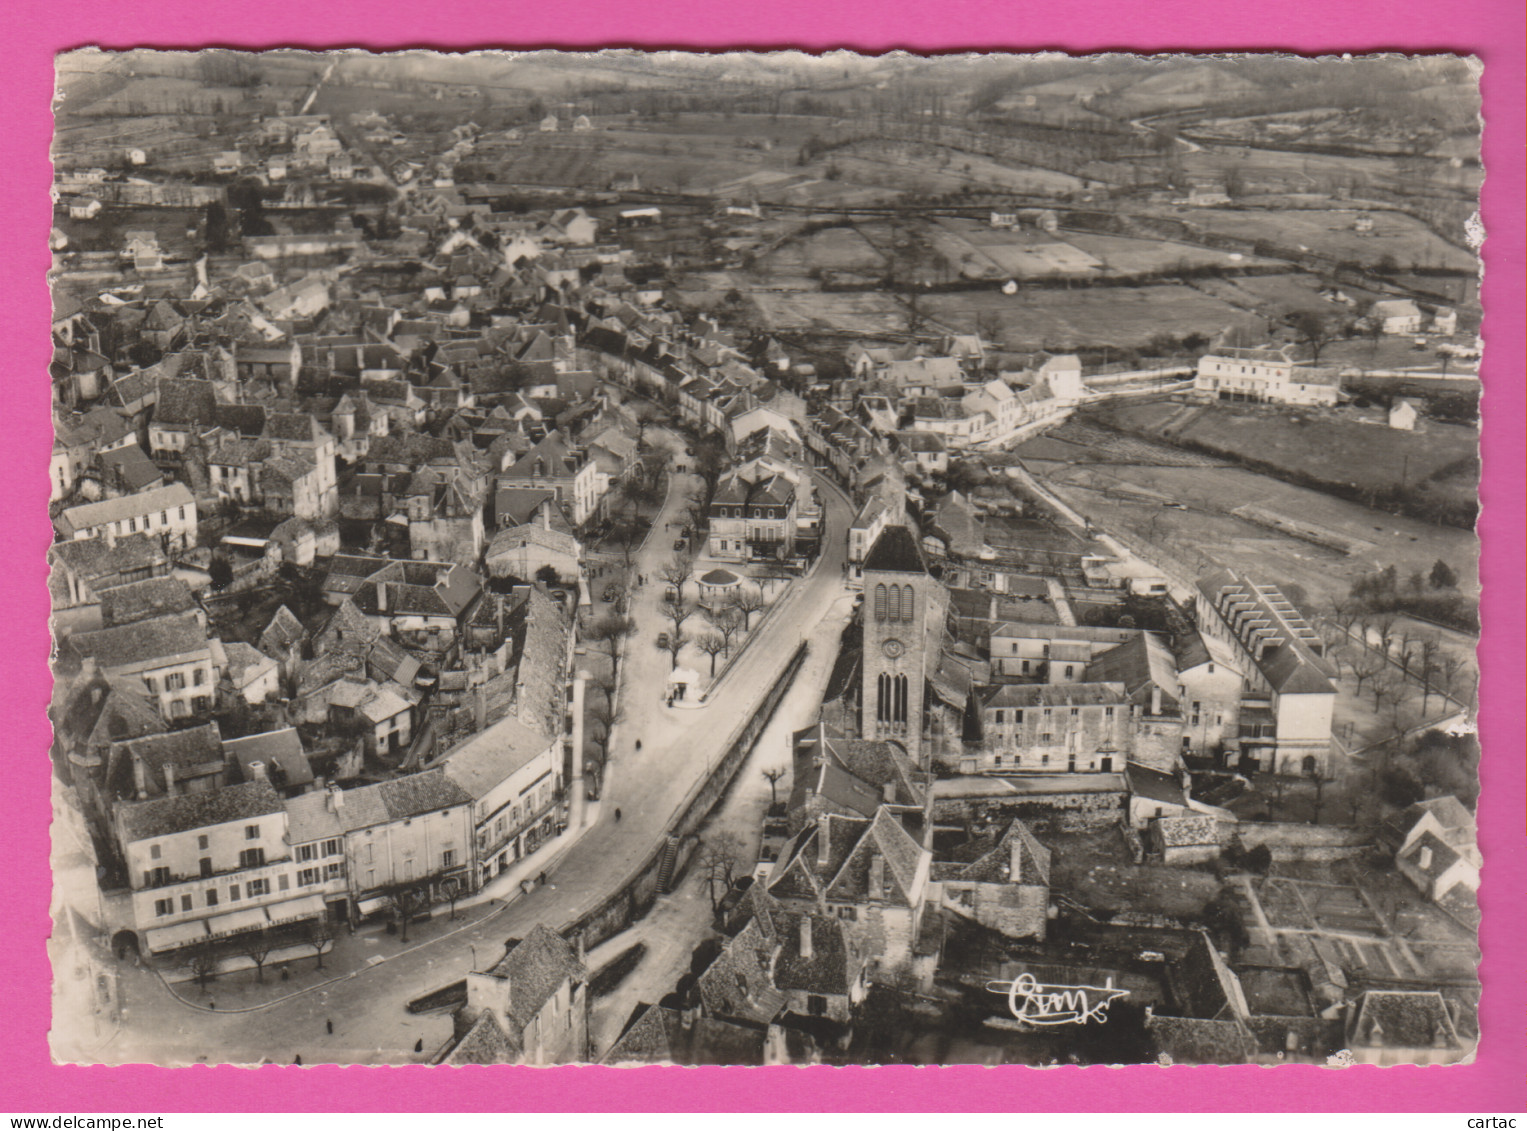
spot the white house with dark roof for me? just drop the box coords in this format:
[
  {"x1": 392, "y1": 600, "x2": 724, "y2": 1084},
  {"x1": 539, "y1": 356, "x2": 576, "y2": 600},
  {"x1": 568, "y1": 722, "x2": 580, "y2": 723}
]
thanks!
[
  {"x1": 707, "y1": 471, "x2": 799, "y2": 562},
  {"x1": 438, "y1": 923, "x2": 589, "y2": 1064},
  {"x1": 766, "y1": 808, "x2": 931, "y2": 971},
  {"x1": 439, "y1": 713, "x2": 562, "y2": 888},
  {"x1": 971, "y1": 681, "x2": 1133, "y2": 776},
  {"x1": 55, "y1": 483, "x2": 197, "y2": 550},
  {"x1": 282, "y1": 789, "x2": 350, "y2": 922},
  {"x1": 485, "y1": 518, "x2": 582, "y2": 585},
  {"x1": 113, "y1": 779, "x2": 314, "y2": 955},
  {"x1": 1195, "y1": 346, "x2": 1341, "y2": 406},
  {"x1": 932, "y1": 818, "x2": 1052, "y2": 940},
  {"x1": 1194, "y1": 569, "x2": 1336, "y2": 776},
  {"x1": 219, "y1": 641, "x2": 280, "y2": 705},
  {"x1": 332, "y1": 769, "x2": 475, "y2": 919},
  {"x1": 1371, "y1": 299, "x2": 1424, "y2": 335},
  {"x1": 65, "y1": 612, "x2": 220, "y2": 721}
]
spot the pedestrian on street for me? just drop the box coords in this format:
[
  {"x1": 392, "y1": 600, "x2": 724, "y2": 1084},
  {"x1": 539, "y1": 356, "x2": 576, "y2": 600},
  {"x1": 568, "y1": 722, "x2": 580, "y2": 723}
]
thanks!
[
  {"x1": 614, "y1": 808, "x2": 622, "y2": 822},
  {"x1": 326, "y1": 1019, "x2": 334, "y2": 1035},
  {"x1": 414, "y1": 1039, "x2": 424, "y2": 1053},
  {"x1": 635, "y1": 739, "x2": 642, "y2": 752},
  {"x1": 209, "y1": 1001, "x2": 215, "y2": 1011},
  {"x1": 294, "y1": 1055, "x2": 302, "y2": 1066}
]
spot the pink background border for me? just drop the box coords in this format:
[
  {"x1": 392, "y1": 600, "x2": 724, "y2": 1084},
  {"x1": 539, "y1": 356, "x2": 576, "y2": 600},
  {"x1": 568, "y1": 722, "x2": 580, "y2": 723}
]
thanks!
[{"x1": 3, "y1": 0, "x2": 1522, "y2": 1112}]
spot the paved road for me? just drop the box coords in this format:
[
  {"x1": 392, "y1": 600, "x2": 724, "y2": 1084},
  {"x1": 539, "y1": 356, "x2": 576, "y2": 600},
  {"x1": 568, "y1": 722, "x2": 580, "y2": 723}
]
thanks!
[
  {"x1": 76, "y1": 461, "x2": 856, "y2": 1065},
  {"x1": 587, "y1": 582, "x2": 857, "y2": 1057}
]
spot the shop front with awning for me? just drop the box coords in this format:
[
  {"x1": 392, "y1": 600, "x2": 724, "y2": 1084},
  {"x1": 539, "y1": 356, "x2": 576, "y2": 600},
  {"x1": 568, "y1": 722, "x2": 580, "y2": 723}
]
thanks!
[
  {"x1": 204, "y1": 906, "x2": 270, "y2": 941},
  {"x1": 144, "y1": 918, "x2": 211, "y2": 954},
  {"x1": 263, "y1": 893, "x2": 326, "y2": 928},
  {"x1": 355, "y1": 896, "x2": 390, "y2": 918}
]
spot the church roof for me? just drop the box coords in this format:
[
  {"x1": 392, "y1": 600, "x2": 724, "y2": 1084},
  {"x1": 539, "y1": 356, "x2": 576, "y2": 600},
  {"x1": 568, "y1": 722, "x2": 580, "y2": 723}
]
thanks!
[{"x1": 862, "y1": 526, "x2": 926, "y2": 575}]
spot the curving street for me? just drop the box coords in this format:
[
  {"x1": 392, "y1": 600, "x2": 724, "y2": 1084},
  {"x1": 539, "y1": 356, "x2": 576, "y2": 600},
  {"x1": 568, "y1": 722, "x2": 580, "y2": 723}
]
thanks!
[{"x1": 68, "y1": 460, "x2": 856, "y2": 1065}]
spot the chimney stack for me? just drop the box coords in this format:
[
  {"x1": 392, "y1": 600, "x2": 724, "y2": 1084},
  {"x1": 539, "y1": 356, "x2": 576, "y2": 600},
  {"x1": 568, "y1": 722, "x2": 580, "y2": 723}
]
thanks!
[
  {"x1": 816, "y1": 812, "x2": 832, "y2": 870},
  {"x1": 799, "y1": 915, "x2": 813, "y2": 960},
  {"x1": 327, "y1": 783, "x2": 345, "y2": 812},
  {"x1": 248, "y1": 760, "x2": 268, "y2": 782},
  {"x1": 882, "y1": 780, "x2": 895, "y2": 805},
  {"x1": 132, "y1": 754, "x2": 148, "y2": 801},
  {"x1": 164, "y1": 763, "x2": 177, "y2": 798}
]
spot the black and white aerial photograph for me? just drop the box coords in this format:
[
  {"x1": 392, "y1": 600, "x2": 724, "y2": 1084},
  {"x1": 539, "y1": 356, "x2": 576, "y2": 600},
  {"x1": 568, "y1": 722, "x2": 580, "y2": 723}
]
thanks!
[{"x1": 47, "y1": 48, "x2": 1483, "y2": 1068}]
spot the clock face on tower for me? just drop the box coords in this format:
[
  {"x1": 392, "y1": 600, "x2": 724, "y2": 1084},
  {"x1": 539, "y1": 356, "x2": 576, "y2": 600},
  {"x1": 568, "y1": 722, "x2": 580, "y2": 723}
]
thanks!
[{"x1": 881, "y1": 638, "x2": 905, "y2": 659}]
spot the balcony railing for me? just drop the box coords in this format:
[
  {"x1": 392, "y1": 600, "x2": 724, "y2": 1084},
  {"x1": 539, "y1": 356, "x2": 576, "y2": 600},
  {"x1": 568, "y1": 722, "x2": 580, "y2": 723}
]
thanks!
[{"x1": 135, "y1": 853, "x2": 293, "y2": 892}]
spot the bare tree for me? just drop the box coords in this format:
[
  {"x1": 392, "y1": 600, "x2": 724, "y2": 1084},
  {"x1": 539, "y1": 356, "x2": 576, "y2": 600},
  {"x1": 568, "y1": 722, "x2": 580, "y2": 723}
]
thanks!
[
  {"x1": 1370, "y1": 666, "x2": 1402, "y2": 712},
  {"x1": 714, "y1": 608, "x2": 743, "y2": 655},
  {"x1": 607, "y1": 515, "x2": 645, "y2": 570},
  {"x1": 1417, "y1": 636, "x2": 1442, "y2": 713},
  {"x1": 1436, "y1": 653, "x2": 1469, "y2": 708},
  {"x1": 1394, "y1": 629, "x2": 1418, "y2": 678},
  {"x1": 588, "y1": 696, "x2": 620, "y2": 764},
  {"x1": 660, "y1": 555, "x2": 696, "y2": 602},
  {"x1": 662, "y1": 596, "x2": 697, "y2": 637},
  {"x1": 385, "y1": 882, "x2": 430, "y2": 944},
  {"x1": 585, "y1": 615, "x2": 636, "y2": 667},
  {"x1": 1291, "y1": 311, "x2": 1339, "y2": 365},
  {"x1": 761, "y1": 766, "x2": 787, "y2": 808},
  {"x1": 700, "y1": 831, "x2": 747, "y2": 911},
  {"x1": 695, "y1": 632, "x2": 726, "y2": 677},
  {"x1": 587, "y1": 669, "x2": 619, "y2": 707},
  {"x1": 186, "y1": 942, "x2": 220, "y2": 989},
  {"x1": 682, "y1": 490, "x2": 711, "y2": 533},
  {"x1": 1350, "y1": 649, "x2": 1386, "y2": 697},
  {"x1": 728, "y1": 585, "x2": 764, "y2": 631},
  {"x1": 1372, "y1": 613, "x2": 1399, "y2": 659},
  {"x1": 632, "y1": 404, "x2": 659, "y2": 451},
  {"x1": 305, "y1": 917, "x2": 336, "y2": 970},
  {"x1": 238, "y1": 927, "x2": 275, "y2": 984},
  {"x1": 442, "y1": 875, "x2": 464, "y2": 922},
  {"x1": 662, "y1": 629, "x2": 689, "y2": 670}
]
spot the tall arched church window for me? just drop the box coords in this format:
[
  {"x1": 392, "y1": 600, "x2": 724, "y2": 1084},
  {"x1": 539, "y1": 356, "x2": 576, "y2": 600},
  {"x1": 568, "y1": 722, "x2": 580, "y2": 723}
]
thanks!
[
  {"x1": 900, "y1": 585, "x2": 915, "y2": 623},
  {"x1": 874, "y1": 584, "x2": 887, "y2": 622}
]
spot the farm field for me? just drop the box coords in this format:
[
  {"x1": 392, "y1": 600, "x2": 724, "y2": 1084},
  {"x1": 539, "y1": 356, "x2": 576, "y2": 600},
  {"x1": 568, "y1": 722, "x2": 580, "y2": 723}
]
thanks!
[
  {"x1": 1189, "y1": 272, "x2": 1372, "y2": 317},
  {"x1": 762, "y1": 226, "x2": 886, "y2": 275},
  {"x1": 55, "y1": 205, "x2": 204, "y2": 256},
  {"x1": 1171, "y1": 207, "x2": 1477, "y2": 272},
  {"x1": 748, "y1": 289, "x2": 911, "y2": 335},
  {"x1": 1176, "y1": 144, "x2": 1480, "y2": 204},
  {"x1": 1323, "y1": 337, "x2": 1479, "y2": 376},
  {"x1": 827, "y1": 141, "x2": 1087, "y2": 197},
  {"x1": 1091, "y1": 401, "x2": 1480, "y2": 512},
  {"x1": 1030, "y1": 450, "x2": 1477, "y2": 615},
  {"x1": 1061, "y1": 231, "x2": 1281, "y2": 275},
  {"x1": 920, "y1": 284, "x2": 1255, "y2": 351}
]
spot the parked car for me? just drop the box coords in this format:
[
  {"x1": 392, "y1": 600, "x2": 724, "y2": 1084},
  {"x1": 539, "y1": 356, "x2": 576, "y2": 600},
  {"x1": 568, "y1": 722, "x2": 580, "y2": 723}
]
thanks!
[
  {"x1": 657, "y1": 632, "x2": 670, "y2": 650},
  {"x1": 673, "y1": 538, "x2": 686, "y2": 551},
  {"x1": 602, "y1": 585, "x2": 618, "y2": 602}
]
